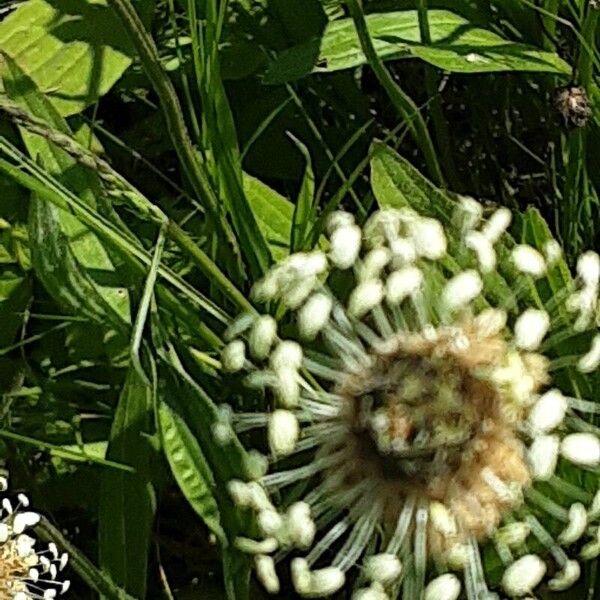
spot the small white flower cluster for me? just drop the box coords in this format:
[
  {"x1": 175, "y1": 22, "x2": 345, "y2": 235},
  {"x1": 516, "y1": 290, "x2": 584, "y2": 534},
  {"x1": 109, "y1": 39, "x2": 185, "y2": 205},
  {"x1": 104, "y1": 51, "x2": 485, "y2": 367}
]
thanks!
[
  {"x1": 221, "y1": 203, "x2": 600, "y2": 599},
  {"x1": 0, "y1": 474, "x2": 69, "y2": 600}
]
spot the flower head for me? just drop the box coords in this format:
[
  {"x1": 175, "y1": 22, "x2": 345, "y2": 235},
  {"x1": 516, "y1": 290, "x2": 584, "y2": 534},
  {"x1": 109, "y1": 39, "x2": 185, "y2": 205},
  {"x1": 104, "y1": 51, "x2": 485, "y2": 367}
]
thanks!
[
  {"x1": 0, "y1": 474, "x2": 69, "y2": 600},
  {"x1": 223, "y1": 203, "x2": 600, "y2": 599}
]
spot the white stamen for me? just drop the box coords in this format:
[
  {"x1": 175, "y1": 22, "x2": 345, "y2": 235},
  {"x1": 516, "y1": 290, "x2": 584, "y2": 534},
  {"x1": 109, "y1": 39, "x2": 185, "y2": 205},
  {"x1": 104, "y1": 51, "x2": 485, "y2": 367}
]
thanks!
[
  {"x1": 528, "y1": 389, "x2": 567, "y2": 433},
  {"x1": 512, "y1": 245, "x2": 547, "y2": 278},
  {"x1": 287, "y1": 502, "x2": 316, "y2": 548},
  {"x1": 429, "y1": 502, "x2": 458, "y2": 537},
  {"x1": 424, "y1": 573, "x2": 462, "y2": 600},
  {"x1": 411, "y1": 218, "x2": 447, "y2": 260},
  {"x1": 543, "y1": 240, "x2": 562, "y2": 265},
  {"x1": 327, "y1": 211, "x2": 355, "y2": 235},
  {"x1": 363, "y1": 553, "x2": 402, "y2": 584},
  {"x1": 348, "y1": 280, "x2": 384, "y2": 318},
  {"x1": 527, "y1": 435, "x2": 559, "y2": 480},
  {"x1": 274, "y1": 368, "x2": 300, "y2": 408},
  {"x1": 474, "y1": 308, "x2": 507, "y2": 337},
  {"x1": 457, "y1": 196, "x2": 483, "y2": 231},
  {"x1": 558, "y1": 503, "x2": 587, "y2": 545},
  {"x1": 352, "y1": 583, "x2": 389, "y2": 600},
  {"x1": 222, "y1": 340, "x2": 246, "y2": 373},
  {"x1": 270, "y1": 341, "x2": 303, "y2": 372},
  {"x1": 13, "y1": 511, "x2": 40, "y2": 534},
  {"x1": 548, "y1": 559, "x2": 581, "y2": 591},
  {"x1": 578, "y1": 335, "x2": 600, "y2": 373},
  {"x1": 255, "y1": 555, "x2": 280, "y2": 594},
  {"x1": 561, "y1": 433, "x2": 600, "y2": 467},
  {"x1": 481, "y1": 208, "x2": 511, "y2": 243},
  {"x1": 442, "y1": 270, "x2": 483, "y2": 311},
  {"x1": 257, "y1": 509, "x2": 284, "y2": 537},
  {"x1": 268, "y1": 410, "x2": 299, "y2": 457},
  {"x1": 577, "y1": 251, "x2": 600, "y2": 288},
  {"x1": 329, "y1": 224, "x2": 362, "y2": 270},
  {"x1": 360, "y1": 248, "x2": 391, "y2": 281},
  {"x1": 501, "y1": 554, "x2": 546, "y2": 597},
  {"x1": 306, "y1": 566, "x2": 346, "y2": 598},
  {"x1": 466, "y1": 231, "x2": 496, "y2": 272},
  {"x1": 514, "y1": 309, "x2": 550, "y2": 350},
  {"x1": 494, "y1": 522, "x2": 530, "y2": 547},
  {"x1": 249, "y1": 315, "x2": 277, "y2": 360},
  {"x1": 389, "y1": 238, "x2": 416, "y2": 265},
  {"x1": 298, "y1": 293, "x2": 333, "y2": 340},
  {"x1": 385, "y1": 267, "x2": 423, "y2": 304}
]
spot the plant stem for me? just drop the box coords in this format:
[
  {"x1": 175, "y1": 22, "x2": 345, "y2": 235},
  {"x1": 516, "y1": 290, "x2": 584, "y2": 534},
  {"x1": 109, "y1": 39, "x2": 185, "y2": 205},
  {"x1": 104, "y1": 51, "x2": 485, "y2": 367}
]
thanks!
[{"x1": 345, "y1": 0, "x2": 444, "y2": 185}]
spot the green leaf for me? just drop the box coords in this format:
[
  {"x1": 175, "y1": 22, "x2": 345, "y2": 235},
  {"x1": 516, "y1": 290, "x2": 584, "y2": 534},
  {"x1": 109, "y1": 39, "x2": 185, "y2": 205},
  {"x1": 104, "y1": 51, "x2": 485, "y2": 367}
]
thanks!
[
  {"x1": 289, "y1": 135, "x2": 316, "y2": 253},
  {"x1": 265, "y1": 10, "x2": 571, "y2": 84},
  {"x1": 99, "y1": 367, "x2": 155, "y2": 599},
  {"x1": 0, "y1": 55, "x2": 131, "y2": 331},
  {"x1": 158, "y1": 401, "x2": 226, "y2": 544},
  {"x1": 0, "y1": 0, "x2": 134, "y2": 115},
  {"x1": 243, "y1": 172, "x2": 293, "y2": 260}
]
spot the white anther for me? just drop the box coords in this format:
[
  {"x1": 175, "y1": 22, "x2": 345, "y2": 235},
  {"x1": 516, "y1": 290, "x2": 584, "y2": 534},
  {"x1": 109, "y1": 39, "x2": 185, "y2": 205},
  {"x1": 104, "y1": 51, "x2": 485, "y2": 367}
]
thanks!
[
  {"x1": 561, "y1": 433, "x2": 600, "y2": 467},
  {"x1": 502, "y1": 554, "x2": 546, "y2": 597},
  {"x1": 274, "y1": 368, "x2": 300, "y2": 408},
  {"x1": 255, "y1": 555, "x2": 280, "y2": 594},
  {"x1": 411, "y1": 218, "x2": 447, "y2": 260},
  {"x1": 348, "y1": 280, "x2": 384, "y2": 318},
  {"x1": 13, "y1": 511, "x2": 40, "y2": 534},
  {"x1": 512, "y1": 245, "x2": 547, "y2": 278},
  {"x1": 442, "y1": 270, "x2": 483, "y2": 311},
  {"x1": 457, "y1": 196, "x2": 483, "y2": 231},
  {"x1": 495, "y1": 522, "x2": 530, "y2": 547},
  {"x1": 385, "y1": 267, "x2": 423, "y2": 304},
  {"x1": 548, "y1": 559, "x2": 580, "y2": 591},
  {"x1": 424, "y1": 573, "x2": 462, "y2": 600},
  {"x1": 474, "y1": 308, "x2": 507, "y2": 337},
  {"x1": 61, "y1": 580, "x2": 70, "y2": 593},
  {"x1": 444, "y1": 543, "x2": 468, "y2": 570},
  {"x1": 481, "y1": 208, "x2": 512, "y2": 243},
  {"x1": 360, "y1": 248, "x2": 391, "y2": 281},
  {"x1": 578, "y1": 335, "x2": 600, "y2": 373},
  {"x1": 298, "y1": 293, "x2": 333, "y2": 340},
  {"x1": 0, "y1": 523, "x2": 8, "y2": 543},
  {"x1": 282, "y1": 276, "x2": 318, "y2": 309},
  {"x1": 577, "y1": 251, "x2": 600, "y2": 288},
  {"x1": 528, "y1": 389, "x2": 567, "y2": 433},
  {"x1": 527, "y1": 435, "x2": 559, "y2": 480},
  {"x1": 222, "y1": 340, "x2": 246, "y2": 372},
  {"x1": 268, "y1": 410, "x2": 299, "y2": 457},
  {"x1": 543, "y1": 240, "x2": 562, "y2": 265},
  {"x1": 514, "y1": 309, "x2": 550, "y2": 351},
  {"x1": 352, "y1": 583, "x2": 389, "y2": 600},
  {"x1": 286, "y1": 502, "x2": 316, "y2": 548},
  {"x1": 429, "y1": 502, "x2": 458, "y2": 537},
  {"x1": 389, "y1": 238, "x2": 416, "y2": 264},
  {"x1": 257, "y1": 509, "x2": 284, "y2": 537},
  {"x1": 291, "y1": 558, "x2": 311, "y2": 595},
  {"x1": 305, "y1": 566, "x2": 346, "y2": 598},
  {"x1": 326, "y1": 211, "x2": 355, "y2": 235},
  {"x1": 249, "y1": 315, "x2": 277, "y2": 360},
  {"x1": 363, "y1": 553, "x2": 402, "y2": 584},
  {"x1": 228, "y1": 480, "x2": 252, "y2": 507},
  {"x1": 235, "y1": 536, "x2": 278, "y2": 555},
  {"x1": 17, "y1": 493, "x2": 29, "y2": 508},
  {"x1": 466, "y1": 231, "x2": 496, "y2": 272},
  {"x1": 329, "y1": 224, "x2": 362, "y2": 270},
  {"x1": 270, "y1": 341, "x2": 303, "y2": 372},
  {"x1": 0, "y1": 475, "x2": 8, "y2": 492},
  {"x1": 558, "y1": 503, "x2": 587, "y2": 545}
]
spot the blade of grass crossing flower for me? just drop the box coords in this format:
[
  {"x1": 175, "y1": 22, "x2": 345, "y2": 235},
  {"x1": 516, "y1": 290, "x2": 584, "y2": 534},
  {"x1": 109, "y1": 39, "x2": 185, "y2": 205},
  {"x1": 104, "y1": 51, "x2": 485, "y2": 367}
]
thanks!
[
  {"x1": 99, "y1": 366, "x2": 156, "y2": 599},
  {"x1": 288, "y1": 134, "x2": 316, "y2": 252}
]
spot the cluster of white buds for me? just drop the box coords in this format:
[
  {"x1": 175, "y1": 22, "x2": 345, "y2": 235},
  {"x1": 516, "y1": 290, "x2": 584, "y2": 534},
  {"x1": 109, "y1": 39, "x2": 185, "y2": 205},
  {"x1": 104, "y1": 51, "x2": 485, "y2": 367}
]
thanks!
[
  {"x1": 0, "y1": 474, "x2": 69, "y2": 600},
  {"x1": 221, "y1": 197, "x2": 600, "y2": 599}
]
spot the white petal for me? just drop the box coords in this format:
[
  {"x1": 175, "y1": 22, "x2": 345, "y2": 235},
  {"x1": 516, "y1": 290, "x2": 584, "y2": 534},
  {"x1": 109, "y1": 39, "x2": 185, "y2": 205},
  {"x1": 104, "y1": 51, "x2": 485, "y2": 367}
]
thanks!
[
  {"x1": 326, "y1": 211, "x2": 355, "y2": 234},
  {"x1": 298, "y1": 293, "x2": 333, "y2": 340},
  {"x1": 270, "y1": 341, "x2": 303, "y2": 372},
  {"x1": 466, "y1": 231, "x2": 496, "y2": 273},
  {"x1": 442, "y1": 270, "x2": 482, "y2": 311},
  {"x1": 543, "y1": 240, "x2": 562, "y2": 265},
  {"x1": 221, "y1": 340, "x2": 246, "y2": 373},
  {"x1": 429, "y1": 502, "x2": 458, "y2": 537},
  {"x1": 274, "y1": 368, "x2": 300, "y2": 408},
  {"x1": 528, "y1": 389, "x2": 567, "y2": 433},
  {"x1": 561, "y1": 433, "x2": 600, "y2": 467},
  {"x1": 577, "y1": 251, "x2": 600, "y2": 288},
  {"x1": 330, "y1": 224, "x2": 362, "y2": 269},
  {"x1": 501, "y1": 555, "x2": 546, "y2": 597},
  {"x1": 360, "y1": 248, "x2": 391, "y2": 281},
  {"x1": 13, "y1": 511, "x2": 40, "y2": 534},
  {"x1": 411, "y1": 218, "x2": 447, "y2": 260},
  {"x1": 494, "y1": 522, "x2": 530, "y2": 547},
  {"x1": 385, "y1": 267, "x2": 423, "y2": 304},
  {"x1": 514, "y1": 309, "x2": 550, "y2": 351},
  {"x1": 527, "y1": 435, "x2": 559, "y2": 480},
  {"x1": 348, "y1": 280, "x2": 384, "y2": 318},
  {"x1": 481, "y1": 208, "x2": 512, "y2": 243},
  {"x1": 249, "y1": 315, "x2": 277, "y2": 360},
  {"x1": 512, "y1": 245, "x2": 546, "y2": 277},
  {"x1": 268, "y1": 410, "x2": 299, "y2": 456},
  {"x1": 424, "y1": 573, "x2": 462, "y2": 600}
]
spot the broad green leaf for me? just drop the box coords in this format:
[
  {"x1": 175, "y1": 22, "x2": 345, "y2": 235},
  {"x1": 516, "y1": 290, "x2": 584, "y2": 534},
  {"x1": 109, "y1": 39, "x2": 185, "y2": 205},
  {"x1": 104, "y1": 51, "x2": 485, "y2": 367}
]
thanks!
[
  {"x1": 265, "y1": 10, "x2": 570, "y2": 84},
  {"x1": 0, "y1": 0, "x2": 134, "y2": 115},
  {"x1": 158, "y1": 401, "x2": 226, "y2": 544},
  {"x1": 99, "y1": 367, "x2": 155, "y2": 599},
  {"x1": 243, "y1": 172, "x2": 293, "y2": 260},
  {"x1": 0, "y1": 56, "x2": 131, "y2": 331}
]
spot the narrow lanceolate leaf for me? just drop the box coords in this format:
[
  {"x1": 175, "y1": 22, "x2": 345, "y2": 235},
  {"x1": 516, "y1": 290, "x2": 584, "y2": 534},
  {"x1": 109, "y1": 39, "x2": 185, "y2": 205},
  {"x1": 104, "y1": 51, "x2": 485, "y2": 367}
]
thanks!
[
  {"x1": 289, "y1": 135, "x2": 316, "y2": 253},
  {"x1": 158, "y1": 402, "x2": 226, "y2": 544},
  {"x1": 265, "y1": 10, "x2": 570, "y2": 84},
  {"x1": 0, "y1": 0, "x2": 134, "y2": 115},
  {"x1": 0, "y1": 55, "x2": 131, "y2": 331},
  {"x1": 99, "y1": 367, "x2": 155, "y2": 599}
]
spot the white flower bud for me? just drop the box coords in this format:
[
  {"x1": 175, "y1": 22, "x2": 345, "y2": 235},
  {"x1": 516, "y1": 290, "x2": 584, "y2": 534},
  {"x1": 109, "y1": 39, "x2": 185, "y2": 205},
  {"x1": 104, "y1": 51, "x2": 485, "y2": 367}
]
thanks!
[
  {"x1": 442, "y1": 270, "x2": 483, "y2": 311},
  {"x1": 424, "y1": 573, "x2": 462, "y2": 600},
  {"x1": 235, "y1": 536, "x2": 278, "y2": 555},
  {"x1": 326, "y1": 211, "x2": 355, "y2": 235},
  {"x1": 501, "y1": 555, "x2": 546, "y2": 597},
  {"x1": 457, "y1": 196, "x2": 483, "y2": 231},
  {"x1": 558, "y1": 503, "x2": 587, "y2": 545},
  {"x1": 494, "y1": 522, "x2": 530, "y2": 547},
  {"x1": 543, "y1": 240, "x2": 562, "y2": 265},
  {"x1": 561, "y1": 433, "x2": 600, "y2": 467},
  {"x1": 268, "y1": 410, "x2": 299, "y2": 457},
  {"x1": 528, "y1": 389, "x2": 567, "y2": 433},
  {"x1": 466, "y1": 231, "x2": 496, "y2": 273},
  {"x1": 252, "y1": 273, "x2": 280, "y2": 303},
  {"x1": 578, "y1": 335, "x2": 600, "y2": 373},
  {"x1": 330, "y1": 224, "x2": 362, "y2": 269},
  {"x1": 385, "y1": 267, "x2": 423, "y2": 304},
  {"x1": 257, "y1": 509, "x2": 284, "y2": 537},
  {"x1": 13, "y1": 511, "x2": 40, "y2": 534},
  {"x1": 577, "y1": 251, "x2": 600, "y2": 288},
  {"x1": 282, "y1": 276, "x2": 318, "y2": 309},
  {"x1": 298, "y1": 293, "x2": 333, "y2": 340},
  {"x1": 390, "y1": 238, "x2": 416, "y2": 264},
  {"x1": 221, "y1": 340, "x2": 246, "y2": 372},
  {"x1": 360, "y1": 248, "x2": 391, "y2": 281},
  {"x1": 352, "y1": 583, "x2": 389, "y2": 600},
  {"x1": 291, "y1": 558, "x2": 311, "y2": 594},
  {"x1": 527, "y1": 435, "x2": 559, "y2": 480},
  {"x1": 255, "y1": 555, "x2": 280, "y2": 594},
  {"x1": 246, "y1": 482, "x2": 273, "y2": 511},
  {"x1": 306, "y1": 566, "x2": 345, "y2": 598},
  {"x1": 548, "y1": 559, "x2": 580, "y2": 591},
  {"x1": 274, "y1": 368, "x2": 300, "y2": 408},
  {"x1": 411, "y1": 218, "x2": 447, "y2": 260},
  {"x1": 270, "y1": 341, "x2": 303, "y2": 372},
  {"x1": 444, "y1": 544, "x2": 468, "y2": 570},
  {"x1": 348, "y1": 280, "x2": 384, "y2": 318},
  {"x1": 363, "y1": 553, "x2": 402, "y2": 584},
  {"x1": 429, "y1": 502, "x2": 458, "y2": 537},
  {"x1": 481, "y1": 208, "x2": 511, "y2": 243},
  {"x1": 512, "y1": 245, "x2": 547, "y2": 278},
  {"x1": 249, "y1": 315, "x2": 277, "y2": 360},
  {"x1": 514, "y1": 309, "x2": 550, "y2": 350},
  {"x1": 287, "y1": 502, "x2": 316, "y2": 548}
]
